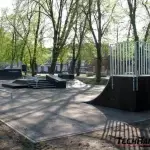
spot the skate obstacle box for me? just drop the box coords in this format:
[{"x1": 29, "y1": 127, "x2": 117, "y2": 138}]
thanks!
[
  {"x1": 46, "y1": 74, "x2": 66, "y2": 88},
  {"x1": 0, "y1": 69, "x2": 22, "y2": 80},
  {"x1": 88, "y1": 41, "x2": 150, "y2": 112},
  {"x1": 58, "y1": 73, "x2": 74, "y2": 80},
  {"x1": 2, "y1": 74, "x2": 67, "y2": 89}
]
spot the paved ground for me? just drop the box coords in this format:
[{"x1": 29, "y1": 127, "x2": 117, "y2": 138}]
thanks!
[{"x1": 1, "y1": 79, "x2": 150, "y2": 145}]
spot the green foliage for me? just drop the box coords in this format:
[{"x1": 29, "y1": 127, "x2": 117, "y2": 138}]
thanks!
[
  {"x1": 81, "y1": 42, "x2": 96, "y2": 63},
  {"x1": 102, "y1": 43, "x2": 109, "y2": 56},
  {"x1": 0, "y1": 28, "x2": 12, "y2": 62},
  {"x1": 36, "y1": 47, "x2": 50, "y2": 64},
  {"x1": 58, "y1": 46, "x2": 70, "y2": 64}
]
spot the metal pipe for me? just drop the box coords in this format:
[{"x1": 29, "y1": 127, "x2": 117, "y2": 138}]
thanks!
[
  {"x1": 123, "y1": 42, "x2": 125, "y2": 74},
  {"x1": 117, "y1": 43, "x2": 119, "y2": 75},
  {"x1": 147, "y1": 44, "x2": 150, "y2": 74},
  {"x1": 129, "y1": 42, "x2": 131, "y2": 73},
  {"x1": 141, "y1": 43, "x2": 143, "y2": 75},
  {"x1": 126, "y1": 42, "x2": 128, "y2": 74},
  {"x1": 144, "y1": 42, "x2": 146, "y2": 75},
  {"x1": 120, "y1": 43, "x2": 122, "y2": 75},
  {"x1": 146, "y1": 43, "x2": 148, "y2": 74},
  {"x1": 110, "y1": 45, "x2": 112, "y2": 76},
  {"x1": 135, "y1": 41, "x2": 138, "y2": 91},
  {"x1": 115, "y1": 45, "x2": 117, "y2": 75},
  {"x1": 135, "y1": 41, "x2": 138, "y2": 76},
  {"x1": 132, "y1": 42, "x2": 134, "y2": 74},
  {"x1": 139, "y1": 42, "x2": 141, "y2": 75}
]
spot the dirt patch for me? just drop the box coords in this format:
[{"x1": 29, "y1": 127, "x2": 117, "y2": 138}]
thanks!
[{"x1": 1, "y1": 120, "x2": 150, "y2": 150}]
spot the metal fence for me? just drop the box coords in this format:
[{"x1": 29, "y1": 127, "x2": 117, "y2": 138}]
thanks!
[{"x1": 110, "y1": 41, "x2": 150, "y2": 76}]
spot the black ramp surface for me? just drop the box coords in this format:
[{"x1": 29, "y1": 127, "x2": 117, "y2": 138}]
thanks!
[
  {"x1": 86, "y1": 76, "x2": 135, "y2": 111},
  {"x1": 86, "y1": 78, "x2": 112, "y2": 106},
  {"x1": 86, "y1": 76, "x2": 150, "y2": 112}
]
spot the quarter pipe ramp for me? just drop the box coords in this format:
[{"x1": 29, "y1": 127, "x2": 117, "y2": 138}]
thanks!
[{"x1": 86, "y1": 76, "x2": 150, "y2": 112}]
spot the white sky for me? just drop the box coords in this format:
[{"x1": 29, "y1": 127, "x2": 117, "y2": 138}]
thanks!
[
  {"x1": 0, "y1": 0, "x2": 148, "y2": 46},
  {"x1": 0, "y1": 0, "x2": 12, "y2": 9}
]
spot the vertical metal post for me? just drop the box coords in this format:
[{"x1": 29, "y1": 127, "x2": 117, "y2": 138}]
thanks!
[
  {"x1": 115, "y1": 45, "x2": 117, "y2": 75},
  {"x1": 110, "y1": 45, "x2": 113, "y2": 89},
  {"x1": 123, "y1": 42, "x2": 125, "y2": 74},
  {"x1": 133, "y1": 42, "x2": 137, "y2": 91},
  {"x1": 136, "y1": 41, "x2": 139, "y2": 91},
  {"x1": 120, "y1": 43, "x2": 122, "y2": 75},
  {"x1": 144, "y1": 42, "x2": 146, "y2": 75},
  {"x1": 148, "y1": 44, "x2": 149, "y2": 74},
  {"x1": 117, "y1": 43, "x2": 119, "y2": 75},
  {"x1": 134, "y1": 41, "x2": 138, "y2": 91},
  {"x1": 147, "y1": 43, "x2": 150, "y2": 74},
  {"x1": 145, "y1": 43, "x2": 147, "y2": 74},
  {"x1": 139, "y1": 42, "x2": 141, "y2": 75},
  {"x1": 110, "y1": 44, "x2": 112, "y2": 76},
  {"x1": 141, "y1": 43, "x2": 143, "y2": 75},
  {"x1": 148, "y1": 43, "x2": 149, "y2": 74},
  {"x1": 126, "y1": 42, "x2": 128, "y2": 74},
  {"x1": 147, "y1": 43, "x2": 148, "y2": 74},
  {"x1": 132, "y1": 42, "x2": 134, "y2": 74},
  {"x1": 129, "y1": 42, "x2": 131, "y2": 73}
]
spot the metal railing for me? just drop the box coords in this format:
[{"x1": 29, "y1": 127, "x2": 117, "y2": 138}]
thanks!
[{"x1": 110, "y1": 41, "x2": 150, "y2": 76}]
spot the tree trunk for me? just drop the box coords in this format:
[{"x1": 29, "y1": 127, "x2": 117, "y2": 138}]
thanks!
[
  {"x1": 30, "y1": 58, "x2": 37, "y2": 76},
  {"x1": 70, "y1": 58, "x2": 76, "y2": 74},
  {"x1": 60, "y1": 62, "x2": 63, "y2": 73},
  {"x1": 49, "y1": 59, "x2": 57, "y2": 74},
  {"x1": 10, "y1": 61, "x2": 14, "y2": 69},
  {"x1": 31, "y1": 4, "x2": 41, "y2": 76},
  {"x1": 76, "y1": 59, "x2": 81, "y2": 76},
  {"x1": 49, "y1": 49, "x2": 59, "y2": 74},
  {"x1": 96, "y1": 43, "x2": 102, "y2": 83},
  {"x1": 96, "y1": 58, "x2": 101, "y2": 83},
  {"x1": 31, "y1": 59, "x2": 37, "y2": 76},
  {"x1": 20, "y1": 39, "x2": 28, "y2": 62}
]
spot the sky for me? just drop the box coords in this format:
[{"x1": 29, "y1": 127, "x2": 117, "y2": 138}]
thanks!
[
  {"x1": 0, "y1": 0, "x2": 148, "y2": 46},
  {"x1": 0, "y1": 0, "x2": 12, "y2": 9}
]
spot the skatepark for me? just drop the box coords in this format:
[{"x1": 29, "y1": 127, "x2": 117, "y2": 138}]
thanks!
[
  {"x1": 1, "y1": 41, "x2": 150, "y2": 148},
  {"x1": 1, "y1": 78, "x2": 150, "y2": 145}
]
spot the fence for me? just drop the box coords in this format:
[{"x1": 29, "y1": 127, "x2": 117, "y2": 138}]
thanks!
[{"x1": 110, "y1": 41, "x2": 150, "y2": 76}]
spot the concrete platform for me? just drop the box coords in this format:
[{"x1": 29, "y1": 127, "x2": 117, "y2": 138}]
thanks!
[{"x1": 1, "y1": 79, "x2": 150, "y2": 143}]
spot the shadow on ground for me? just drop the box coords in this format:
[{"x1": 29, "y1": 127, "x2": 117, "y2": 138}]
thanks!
[
  {"x1": 1, "y1": 108, "x2": 150, "y2": 150},
  {"x1": 34, "y1": 119, "x2": 150, "y2": 150}
]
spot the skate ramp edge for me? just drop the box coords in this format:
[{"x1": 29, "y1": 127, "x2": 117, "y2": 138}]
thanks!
[{"x1": 85, "y1": 78, "x2": 111, "y2": 105}]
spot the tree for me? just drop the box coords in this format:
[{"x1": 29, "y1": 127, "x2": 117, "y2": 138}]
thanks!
[
  {"x1": 30, "y1": 3, "x2": 41, "y2": 76},
  {"x1": 127, "y1": 0, "x2": 150, "y2": 71},
  {"x1": 142, "y1": 0, "x2": 150, "y2": 42},
  {"x1": 58, "y1": 46, "x2": 69, "y2": 73},
  {"x1": 69, "y1": 4, "x2": 88, "y2": 75},
  {"x1": 5, "y1": 0, "x2": 35, "y2": 66},
  {"x1": 83, "y1": 0, "x2": 116, "y2": 82},
  {"x1": 127, "y1": 0, "x2": 139, "y2": 42},
  {"x1": 32, "y1": 0, "x2": 79, "y2": 74}
]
